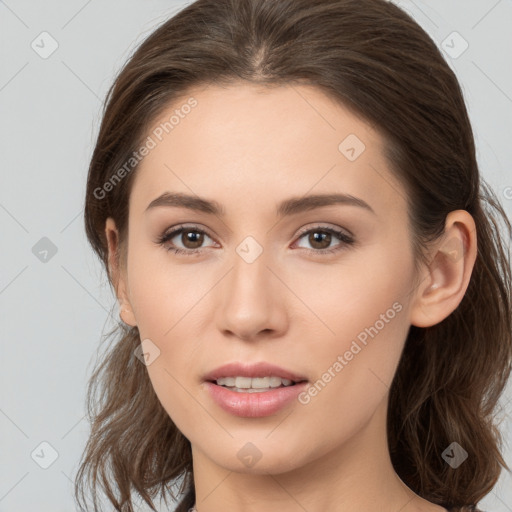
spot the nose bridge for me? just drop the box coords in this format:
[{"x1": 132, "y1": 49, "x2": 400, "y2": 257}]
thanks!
[
  {"x1": 215, "y1": 235, "x2": 286, "y2": 339},
  {"x1": 230, "y1": 237, "x2": 274, "y2": 311}
]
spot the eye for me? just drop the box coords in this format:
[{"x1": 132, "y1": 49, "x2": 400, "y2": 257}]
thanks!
[
  {"x1": 155, "y1": 223, "x2": 355, "y2": 256},
  {"x1": 293, "y1": 225, "x2": 355, "y2": 255},
  {"x1": 156, "y1": 224, "x2": 217, "y2": 256}
]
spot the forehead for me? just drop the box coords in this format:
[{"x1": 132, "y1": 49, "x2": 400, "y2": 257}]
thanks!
[{"x1": 129, "y1": 82, "x2": 406, "y2": 220}]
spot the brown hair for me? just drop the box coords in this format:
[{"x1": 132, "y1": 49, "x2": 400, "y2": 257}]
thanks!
[{"x1": 76, "y1": 0, "x2": 512, "y2": 511}]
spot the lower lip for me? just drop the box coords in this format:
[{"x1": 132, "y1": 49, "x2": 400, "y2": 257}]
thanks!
[{"x1": 204, "y1": 381, "x2": 308, "y2": 418}]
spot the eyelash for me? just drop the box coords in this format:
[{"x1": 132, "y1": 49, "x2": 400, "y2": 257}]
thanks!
[{"x1": 156, "y1": 223, "x2": 355, "y2": 256}]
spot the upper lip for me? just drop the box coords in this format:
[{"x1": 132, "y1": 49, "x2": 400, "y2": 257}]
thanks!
[{"x1": 203, "y1": 362, "x2": 308, "y2": 383}]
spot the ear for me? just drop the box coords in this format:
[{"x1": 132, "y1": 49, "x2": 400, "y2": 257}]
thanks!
[
  {"x1": 410, "y1": 210, "x2": 477, "y2": 328},
  {"x1": 105, "y1": 217, "x2": 137, "y2": 327}
]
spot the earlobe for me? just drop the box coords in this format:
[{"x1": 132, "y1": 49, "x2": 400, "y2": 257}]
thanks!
[
  {"x1": 410, "y1": 210, "x2": 477, "y2": 328},
  {"x1": 118, "y1": 301, "x2": 137, "y2": 327},
  {"x1": 105, "y1": 217, "x2": 138, "y2": 327}
]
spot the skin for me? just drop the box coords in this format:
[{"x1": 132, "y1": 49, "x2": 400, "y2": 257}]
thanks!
[{"x1": 105, "y1": 82, "x2": 477, "y2": 512}]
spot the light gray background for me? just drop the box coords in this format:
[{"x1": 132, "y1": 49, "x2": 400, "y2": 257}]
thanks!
[{"x1": 1, "y1": 0, "x2": 511, "y2": 511}]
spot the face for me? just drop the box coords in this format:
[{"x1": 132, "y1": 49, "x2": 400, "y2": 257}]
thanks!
[{"x1": 108, "y1": 82, "x2": 424, "y2": 474}]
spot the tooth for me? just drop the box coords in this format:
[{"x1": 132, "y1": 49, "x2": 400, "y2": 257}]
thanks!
[
  {"x1": 215, "y1": 376, "x2": 298, "y2": 388},
  {"x1": 235, "y1": 376, "x2": 253, "y2": 388},
  {"x1": 217, "y1": 377, "x2": 235, "y2": 386},
  {"x1": 251, "y1": 377, "x2": 270, "y2": 388},
  {"x1": 269, "y1": 376, "x2": 283, "y2": 388}
]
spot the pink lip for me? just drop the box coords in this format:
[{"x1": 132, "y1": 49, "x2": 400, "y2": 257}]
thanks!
[
  {"x1": 204, "y1": 381, "x2": 309, "y2": 418},
  {"x1": 202, "y1": 362, "x2": 309, "y2": 418},
  {"x1": 202, "y1": 361, "x2": 308, "y2": 383}
]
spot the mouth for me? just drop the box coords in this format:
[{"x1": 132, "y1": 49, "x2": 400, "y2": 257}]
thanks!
[
  {"x1": 207, "y1": 376, "x2": 308, "y2": 393},
  {"x1": 203, "y1": 377, "x2": 310, "y2": 418},
  {"x1": 202, "y1": 362, "x2": 309, "y2": 415},
  {"x1": 203, "y1": 361, "x2": 309, "y2": 387}
]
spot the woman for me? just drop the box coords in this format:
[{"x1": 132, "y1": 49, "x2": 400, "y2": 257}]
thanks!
[{"x1": 75, "y1": 0, "x2": 512, "y2": 511}]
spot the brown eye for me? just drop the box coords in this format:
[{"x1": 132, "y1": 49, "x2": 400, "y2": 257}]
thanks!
[
  {"x1": 179, "y1": 229, "x2": 205, "y2": 249},
  {"x1": 156, "y1": 225, "x2": 216, "y2": 255},
  {"x1": 307, "y1": 231, "x2": 333, "y2": 250},
  {"x1": 294, "y1": 226, "x2": 355, "y2": 254}
]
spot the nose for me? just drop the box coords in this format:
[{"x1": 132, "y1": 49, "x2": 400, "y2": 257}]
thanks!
[{"x1": 215, "y1": 246, "x2": 288, "y2": 342}]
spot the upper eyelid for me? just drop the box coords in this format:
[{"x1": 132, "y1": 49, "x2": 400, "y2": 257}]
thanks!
[
  {"x1": 295, "y1": 223, "x2": 353, "y2": 237},
  {"x1": 163, "y1": 224, "x2": 215, "y2": 240}
]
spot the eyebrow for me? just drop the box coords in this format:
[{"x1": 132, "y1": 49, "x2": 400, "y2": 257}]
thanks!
[{"x1": 144, "y1": 191, "x2": 375, "y2": 217}]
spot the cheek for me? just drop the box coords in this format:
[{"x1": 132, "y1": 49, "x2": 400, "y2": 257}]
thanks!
[
  {"x1": 144, "y1": 356, "x2": 198, "y2": 438},
  {"x1": 293, "y1": 294, "x2": 410, "y2": 450},
  {"x1": 126, "y1": 250, "x2": 208, "y2": 413},
  {"x1": 295, "y1": 248, "x2": 414, "y2": 405},
  {"x1": 126, "y1": 245, "x2": 204, "y2": 338},
  {"x1": 296, "y1": 246, "x2": 413, "y2": 347}
]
